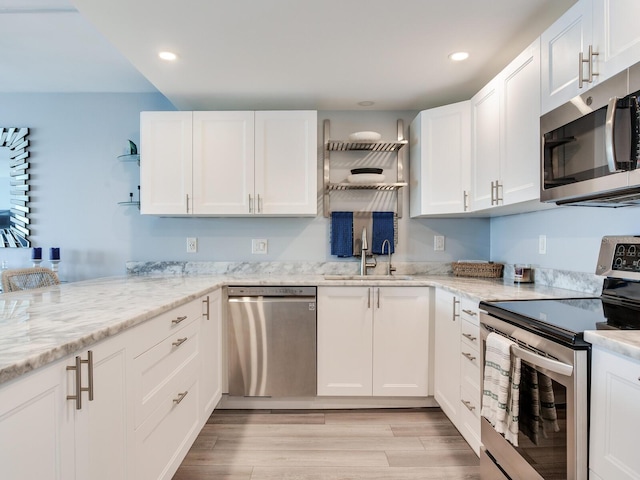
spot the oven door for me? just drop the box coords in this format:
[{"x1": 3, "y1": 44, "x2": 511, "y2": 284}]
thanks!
[{"x1": 479, "y1": 312, "x2": 589, "y2": 480}]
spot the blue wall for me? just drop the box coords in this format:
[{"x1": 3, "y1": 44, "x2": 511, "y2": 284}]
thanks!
[
  {"x1": 490, "y1": 206, "x2": 640, "y2": 273},
  {"x1": 1, "y1": 95, "x2": 490, "y2": 281}
]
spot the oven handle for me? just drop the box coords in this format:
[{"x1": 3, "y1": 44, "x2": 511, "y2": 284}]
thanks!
[{"x1": 511, "y1": 344, "x2": 574, "y2": 377}]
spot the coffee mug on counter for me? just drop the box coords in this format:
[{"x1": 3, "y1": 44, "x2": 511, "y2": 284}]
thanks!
[{"x1": 514, "y1": 264, "x2": 534, "y2": 283}]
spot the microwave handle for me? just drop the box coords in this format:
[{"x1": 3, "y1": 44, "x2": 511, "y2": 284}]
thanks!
[
  {"x1": 605, "y1": 96, "x2": 624, "y2": 173},
  {"x1": 510, "y1": 343, "x2": 574, "y2": 377}
]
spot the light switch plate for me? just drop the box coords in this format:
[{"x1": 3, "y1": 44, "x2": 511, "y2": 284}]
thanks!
[
  {"x1": 252, "y1": 238, "x2": 268, "y2": 254},
  {"x1": 539, "y1": 235, "x2": 547, "y2": 255}
]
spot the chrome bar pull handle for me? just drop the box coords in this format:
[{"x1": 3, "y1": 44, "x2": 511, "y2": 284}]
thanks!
[
  {"x1": 462, "y1": 309, "x2": 477, "y2": 317},
  {"x1": 462, "y1": 333, "x2": 478, "y2": 342},
  {"x1": 173, "y1": 391, "x2": 188, "y2": 405},
  {"x1": 171, "y1": 315, "x2": 187, "y2": 325},
  {"x1": 172, "y1": 337, "x2": 188, "y2": 348},
  {"x1": 367, "y1": 288, "x2": 371, "y2": 309},
  {"x1": 462, "y1": 352, "x2": 476, "y2": 362},
  {"x1": 377, "y1": 288, "x2": 380, "y2": 309},
  {"x1": 452, "y1": 297, "x2": 460, "y2": 321},
  {"x1": 66, "y1": 355, "x2": 83, "y2": 410},
  {"x1": 203, "y1": 296, "x2": 210, "y2": 320},
  {"x1": 461, "y1": 399, "x2": 476, "y2": 411},
  {"x1": 495, "y1": 181, "x2": 503, "y2": 204},
  {"x1": 84, "y1": 350, "x2": 94, "y2": 402},
  {"x1": 588, "y1": 44, "x2": 599, "y2": 83},
  {"x1": 463, "y1": 190, "x2": 469, "y2": 211},
  {"x1": 257, "y1": 194, "x2": 261, "y2": 213},
  {"x1": 186, "y1": 194, "x2": 190, "y2": 214}
]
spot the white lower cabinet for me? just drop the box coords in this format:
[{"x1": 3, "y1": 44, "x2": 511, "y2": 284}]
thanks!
[
  {"x1": 0, "y1": 330, "x2": 132, "y2": 480},
  {"x1": 0, "y1": 359, "x2": 74, "y2": 480},
  {"x1": 317, "y1": 286, "x2": 430, "y2": 397},
  {"x1": 434, "y1": 288, "x2": 481, "y2": 455},
  {"x1": 589, "y1": 346, "x2": 640, "y2": 480},
  {"x1": 0, "y1": 290, "x2": 223, "y2": 480}
]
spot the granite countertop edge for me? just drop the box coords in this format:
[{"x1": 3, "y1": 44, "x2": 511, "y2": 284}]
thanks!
[{"x1": 0, "y1": 273, "x2": 630, "y2": 386}]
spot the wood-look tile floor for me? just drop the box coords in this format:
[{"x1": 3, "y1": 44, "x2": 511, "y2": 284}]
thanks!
[{"x1": 172, "y1": 408, "x2": 480, "y2": 480}]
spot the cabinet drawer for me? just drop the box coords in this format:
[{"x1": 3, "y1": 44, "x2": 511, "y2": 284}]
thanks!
[
  {"x1": 459, "y1": 384, "x2": 481, "y2": 454},
  {"x1": 135, "y1": 368, "x2": 200, "y2": 480},
  {"x1": 460, "y1": 298, "x2": 479, "y2": 325},
  {"x1": 133, "y1": 320, "x2": 200, "y2": 427},
  {"x1": 460, "y1": 344, "x2": 481, "y2": 395},
  {"x1": 460, "y1": 318, "x2": 480, "y2": 350},
  {"x1": 132, "y1": 299, "x2": 203, "y2": 357}
]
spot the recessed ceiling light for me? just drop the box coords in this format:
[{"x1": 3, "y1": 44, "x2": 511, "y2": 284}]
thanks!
[
  {"x1": 357, "y1": 101, "x2": 375, "y2": 107},
  {"x1": 448, "y1": 51, "x2": 469, "y2": 62},
  {"x1": 158, "y1": 51, "x2": 178, "y2": 61}
]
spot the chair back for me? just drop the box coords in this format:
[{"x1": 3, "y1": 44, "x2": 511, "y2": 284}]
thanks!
[{"x1": 1, "y1": 267, "x2": 60, "y2": 292}]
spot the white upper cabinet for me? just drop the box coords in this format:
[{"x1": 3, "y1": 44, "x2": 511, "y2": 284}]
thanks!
[
  {"x1": 192, "y1": 111, "x2": 255, "y2": 215},
  {"x1": 141, "y1": 110, "x2": 317, "y2": 216},
  {"x1": 592, "y1": 0, "x2": 640, "y2": 83},
  {"x1": 471, "y1": 40, "x2": 541, "y2": 212},
  {"x1": 541, "y1": 0, "x2": 640, "y2": 115},
  {"x1": 541, "y1": 0, "x2": 594, "y2": 114},
  {"x1": 410, "y1": 101, "x2": 471, "y2": 216},
  {"x1": 500, "y1": 40, "x2": 541, "y2": 206},
  {"x1": 255, "y1": 111, "x2": 318, "y2": 215},
  {"x1": 470, "y1": 79, "x2": 501, "y2": 211},
  {"x1": 140, "y1": 111, "x2": 193, "y2": 215}
]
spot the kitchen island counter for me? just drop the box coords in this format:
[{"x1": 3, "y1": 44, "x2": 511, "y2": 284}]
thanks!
[{"x1": 0, "y1": 273, "x2": 598, "y2": 386}]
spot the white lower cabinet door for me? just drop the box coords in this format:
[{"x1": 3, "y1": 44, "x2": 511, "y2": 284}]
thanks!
[
  {"x1": 73, "y1": 333, "x2": 132, "y2": 480},
  {"x1": 590, "y1": 346, "x2": 640, "y2": 480},
  {"x1": 372, "y1": 287, "x2": 430, "y2": 396},
  {"x1": 200, "y1": 290, "x2": 222, "y2": 418},
  {"x1": 0, "y1": 360, "x2": 74, "y2": 480},
  {"x1": 317, "y1": 286, "x2": 373, "y2": 396},
  {"x1": 434, "y1": 289, "x2": 461, "y2": 421}
]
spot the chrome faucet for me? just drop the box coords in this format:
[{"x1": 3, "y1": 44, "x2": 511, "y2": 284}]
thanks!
[
  {"x1": 381, "y1": 239, "x2": 396, "y2": 276},
  {"x1": 360, "y1": 227, "x2": 376, "y2": 276}
]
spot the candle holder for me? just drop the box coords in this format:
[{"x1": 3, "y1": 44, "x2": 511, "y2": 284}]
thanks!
[
  {"x1": 32, "y1": 259, "x2": 42, "y2": 268},
  {"x1": 50, "y1": 260, "x2": 60, "y2": 273}
]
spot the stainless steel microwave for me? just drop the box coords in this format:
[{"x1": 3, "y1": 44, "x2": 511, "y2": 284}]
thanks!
[{"x1": 541, "y1": 62, "x2": 640, "y2": 206}]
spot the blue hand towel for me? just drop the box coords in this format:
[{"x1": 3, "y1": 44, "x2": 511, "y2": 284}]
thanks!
[
  {"x1": 372, "y1": 212, "x2": 394, "y2": 254},
  {"x1": 331, "y1": 211, "x2": 353, "y2": 257}
]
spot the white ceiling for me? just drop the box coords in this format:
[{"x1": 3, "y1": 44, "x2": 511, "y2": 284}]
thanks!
[{"x1": 2, "y1": 0, "x2": 576, "y2": 111}]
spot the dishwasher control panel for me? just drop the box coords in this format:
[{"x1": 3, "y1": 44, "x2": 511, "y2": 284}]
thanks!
[{"x1": 227, "y1": 286, "x2": 316, "y2": 297}]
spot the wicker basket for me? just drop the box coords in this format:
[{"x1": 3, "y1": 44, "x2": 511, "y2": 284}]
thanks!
[{"x1": 452, "y1": 262, "x2": 504, "y2": 278}]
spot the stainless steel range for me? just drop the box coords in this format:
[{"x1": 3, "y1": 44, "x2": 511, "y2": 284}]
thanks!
[{"x1": 479, "y1": 236, "x2": 640, "y2": 480}]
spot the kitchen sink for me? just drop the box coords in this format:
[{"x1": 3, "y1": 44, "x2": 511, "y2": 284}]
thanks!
[{"x1": 323, "y1": 274, "x2": 414, "y2": 281}]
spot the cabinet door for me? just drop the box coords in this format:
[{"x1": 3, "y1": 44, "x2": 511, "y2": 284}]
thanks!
[
  {"x1": 541, "y1": 0, "x2": 594, "y2": 114},
  {"x1": 589, "y1": 346, "x2": 640, "y2": 480},
  {"x1": 501, "y1": 40, "x2": 541, "y2": 206},
  {"x1": 192, "y1": 111, "x2": 254, "y2": 215},
  {"x1": 0, "y1": 361, "x2": 74, "y2": 480},
  {"x1": 593, "y1": 0, "x2": 640, "y2": 82},
  {"x1": 140, "y1": 111, "x2": 193, "y2": 215},
  {"x1": 317, "y1": 286, "x2": 373, "y2": 396},
  {"x1": 409, "y1": 102, "x2": 470, "y2": 216},
  {"x1": 372, "y1": 287, "x2": 430, "y2": 396},
  {"x1": 433, "y1": 289, "x2": 461, "y2": 421},
  {"x1": 200, "y1": 290, "x2": 222, "y2": 419},
  {"x1": 254, "y1": 111, "x2": 317, "y2": 216},
  {"x1": 471, "y1": 79, "x2": 501, "y2": 211},
  {"x1": 73, "y1": 334, "x2": 131, "y2": 480}
]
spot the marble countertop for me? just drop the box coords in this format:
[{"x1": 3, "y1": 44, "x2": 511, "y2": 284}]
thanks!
[
  {"x1": 584, "y1": 331, "x2": 640, "y2": 362},
  {"x1": 0, "y1": 273, "x2": 620, "y2": 386}
]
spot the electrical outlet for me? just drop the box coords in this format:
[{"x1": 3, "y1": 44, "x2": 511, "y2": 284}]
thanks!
[
  {"x1": 434, "y1": 235, "x2": 445, "y2": 251},
  {"x1": 539, "y1": 235, "x2": 547, "y2": 255},
  {"x1": 186, "y1": 237, "x2": 197, "y2": 253},
  {"x1": 252, "y1": 238, "x2": 268, "y2": 254}
]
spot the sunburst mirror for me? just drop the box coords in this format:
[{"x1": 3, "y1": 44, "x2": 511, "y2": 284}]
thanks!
[{"x1": 0, "y1": 128, "x2": 30, "y2": 247}]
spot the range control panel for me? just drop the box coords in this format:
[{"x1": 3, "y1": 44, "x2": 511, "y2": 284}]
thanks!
[{"x1": 597, "y1": 236, "x2": 640, "y2": 280}]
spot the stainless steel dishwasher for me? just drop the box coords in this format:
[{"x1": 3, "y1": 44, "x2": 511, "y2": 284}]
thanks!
[{"x1": 227, "y1": 286, "x2": 317, "y2": 397}]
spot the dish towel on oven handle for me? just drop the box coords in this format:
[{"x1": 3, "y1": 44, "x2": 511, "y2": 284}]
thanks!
[
  {"x1": 481, "y1": 332, "x2": 521, "y2": 447},
  {"x1": 519, "y1": 364, "x2": 560, "y2": 445}
]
